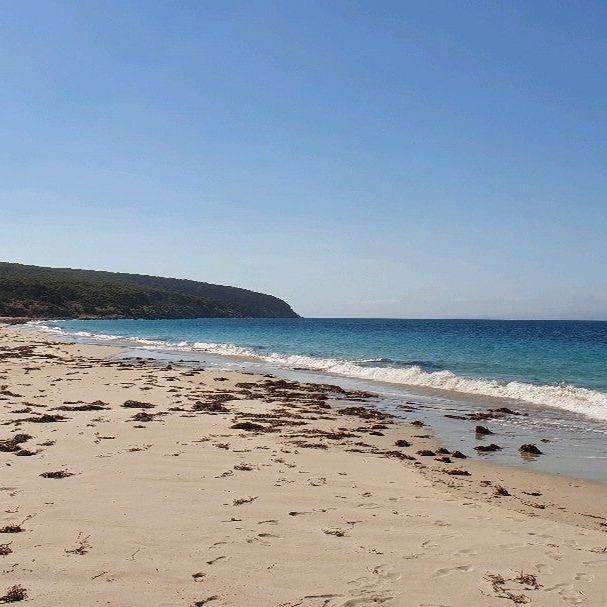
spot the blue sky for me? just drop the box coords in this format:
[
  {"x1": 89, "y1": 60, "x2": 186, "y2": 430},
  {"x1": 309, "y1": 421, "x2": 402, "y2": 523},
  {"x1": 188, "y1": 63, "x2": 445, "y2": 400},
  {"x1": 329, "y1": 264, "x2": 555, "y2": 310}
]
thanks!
[{"x1": 1, "y1": 1, "x2": 606, "y2": 318}]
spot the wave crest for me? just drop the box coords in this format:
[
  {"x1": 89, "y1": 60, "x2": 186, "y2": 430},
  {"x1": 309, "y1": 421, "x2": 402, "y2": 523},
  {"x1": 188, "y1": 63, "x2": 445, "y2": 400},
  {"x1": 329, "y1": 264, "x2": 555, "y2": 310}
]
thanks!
[
  {"x1": 261, "y1": 352, "x2": 607, "y2": 420},
  {"x1": 28, "y1": 322, "x2": 607, "y2": 421}
]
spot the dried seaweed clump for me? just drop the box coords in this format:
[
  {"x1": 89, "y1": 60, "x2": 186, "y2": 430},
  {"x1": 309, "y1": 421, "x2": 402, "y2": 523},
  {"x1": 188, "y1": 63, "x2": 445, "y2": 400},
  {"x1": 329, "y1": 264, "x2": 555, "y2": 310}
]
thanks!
[
  {"x1": 383, "y1": 450, "x2": 416, "y2": 461},
  {"x1": 444, "y1": 468, "x2": 470, "y2": 476},
  {"x1": 485, "y1": 571, "x2": 538, "y2": 604},
  {"x1": 230, "y1": 422, "x2": 267, "y2": 432},
  {"x1": 0, "y1": 434, "x2": 32, "y2": 453},
  {"x1": 0, "y1": 584, "x2": 28, "y2": 603},
  {"x1": 514, "y1": 571, "x2": 541, "y2": 589},
  {"x1": 337, "y1": 406, "x2": 393, "y2": 421},
  {"x1": 23, "y1": 414, "x2": 67, "y2": 423},
  {"x1": 123, "y1": 400, "x2": 156, "y2": 409},
  {"x1": 0, "y1": 525, "x2": 23, "y2": 534},
  {"x1": 130, "y1": 412, "x2": 157, "y2": 423},
  {"x1": 233, "y1": 496, "x2": 257, "y2": 506},
  {"x1": 192, "y1": 402, "x2": 229, "y2": 413},
  {"x1": 65, "y1": 532, "x2": 91, "y2": 555},
  {"x1": 56, "y1": 401, "x2": 108, "y2": 411},
  {"x1": 40, "y1": 470, "x2": 74, "y2": 479}
]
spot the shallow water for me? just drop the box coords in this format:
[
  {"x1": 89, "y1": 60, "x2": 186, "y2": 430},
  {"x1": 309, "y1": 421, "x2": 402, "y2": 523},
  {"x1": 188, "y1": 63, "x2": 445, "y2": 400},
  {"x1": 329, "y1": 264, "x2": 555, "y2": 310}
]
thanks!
[
  {"x1": 32, "y1": 318, "x2": 607, "y2": 416},
  {"x1": 25, "y1": 317, "x2": 607, "y2": 483}
]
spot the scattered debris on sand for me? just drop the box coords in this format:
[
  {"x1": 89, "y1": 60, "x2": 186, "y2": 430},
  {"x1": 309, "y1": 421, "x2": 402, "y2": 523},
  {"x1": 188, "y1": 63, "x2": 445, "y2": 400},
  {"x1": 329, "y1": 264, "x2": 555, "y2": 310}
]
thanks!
[
  {"x1": 40, "y1": 470, "x2": 74, "y2": 479},
  {"x1": 0, "y1": 584, "x2": 28, "y2": 603}
]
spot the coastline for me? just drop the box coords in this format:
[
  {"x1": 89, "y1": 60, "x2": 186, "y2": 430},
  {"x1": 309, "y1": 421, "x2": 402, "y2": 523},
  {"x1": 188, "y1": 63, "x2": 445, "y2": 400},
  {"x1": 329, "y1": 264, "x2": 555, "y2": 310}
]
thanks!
[
  {"x1": 0, "y1": 317, "x2": 38, "y2": 325},
  {"x1": 1, "y1": 327, "x2": 606, "y2": 605},
  {"x1": 21, "y1": 319, "x2": 607, "y2": 484},
  {"x1": 26, "y1": 318, "x2": 607, "y2": 423}
]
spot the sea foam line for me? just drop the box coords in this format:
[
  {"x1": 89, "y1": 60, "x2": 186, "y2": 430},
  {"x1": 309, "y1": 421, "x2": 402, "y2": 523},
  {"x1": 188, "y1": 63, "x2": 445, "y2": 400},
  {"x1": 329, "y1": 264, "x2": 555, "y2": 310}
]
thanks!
[{"x1": 29, "y1": 322, "x2": 607, "y2": 422}]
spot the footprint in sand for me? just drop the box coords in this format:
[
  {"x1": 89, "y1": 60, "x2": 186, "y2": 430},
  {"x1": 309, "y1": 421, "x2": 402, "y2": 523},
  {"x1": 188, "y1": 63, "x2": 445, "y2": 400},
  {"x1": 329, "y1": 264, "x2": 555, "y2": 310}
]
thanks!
[
  {"x1": 546, "y1": 550, "x2": 564, "y2": 561},
  {"x1": 533, "y1": 533, "x2": 555, "y2": 540},
  {"x1": 582, "y1": 558, "x2": 607, "y2": 566},
  {"x1": 347, "y1": 563, "x2": 401, "y2": 600},
  {"x1": 455, "y1": 548, "x2": 478, "y2": 556},
  {"x1": 544, "y1": 582, "x2": 572, "y2": 592},
  {"x1": 341, "y1": 592, "x2": 394, "y2": 607},
  {"x1": 574, "y1": 572, "x2": 593, "y2": 581},
  {"x1": 247, "y1": 535, "x2": 272, "y2": 546},
  {"x1": 498, "y1": 542, "x2": 529, "y2": 550},
  {"x1": 434, "y1": 564, "x2": 474, "y2": 577},
  {"x1": 370, "y1": 564, "x2": 401, "y2": 581},
  {"x1": 536, "y1": 563, "x2": 553, "y2": 574},
  {"x1": 558, "y1": 585, "x2": 588, "y2": 605}
]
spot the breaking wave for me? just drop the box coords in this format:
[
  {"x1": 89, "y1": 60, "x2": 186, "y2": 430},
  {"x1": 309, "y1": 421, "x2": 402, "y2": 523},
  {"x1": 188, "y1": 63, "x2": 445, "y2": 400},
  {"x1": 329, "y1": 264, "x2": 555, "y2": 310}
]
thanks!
[{"x1": 28, "y1": 321, "x2": 607, "y2": 422}]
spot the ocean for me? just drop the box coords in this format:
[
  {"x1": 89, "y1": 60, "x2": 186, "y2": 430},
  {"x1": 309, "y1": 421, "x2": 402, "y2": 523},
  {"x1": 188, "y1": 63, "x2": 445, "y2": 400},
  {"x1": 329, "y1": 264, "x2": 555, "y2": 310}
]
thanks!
[{"x1": 28, "y1": 317, "x2": 607, "y2": 481}]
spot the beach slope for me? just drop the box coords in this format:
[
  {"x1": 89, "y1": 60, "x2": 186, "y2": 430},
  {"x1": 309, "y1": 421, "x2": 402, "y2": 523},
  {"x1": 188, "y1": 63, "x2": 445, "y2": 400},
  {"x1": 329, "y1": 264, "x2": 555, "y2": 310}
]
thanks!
[{"x1": 0, "y1": 327, "x2": 606, "y2": 606}]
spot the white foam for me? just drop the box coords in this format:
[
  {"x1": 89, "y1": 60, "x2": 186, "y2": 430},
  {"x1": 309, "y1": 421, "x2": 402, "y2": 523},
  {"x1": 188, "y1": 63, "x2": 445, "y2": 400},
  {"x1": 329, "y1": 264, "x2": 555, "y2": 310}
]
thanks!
[
  {"x1": 176, "y1": 341, "x2": 607, "y2": 421},
  {"x1": 184, "y1": 345, "x2": 607, "y2": 421},
  {"x1": 192, "y1": 341, "x2": 259, "y2": 357},
  {"x1": 27, "y1": 322, "x2": 607, "y2": 422},
  {"x1": 260, "y1": 352, "x2": 607, "y2": 421}
]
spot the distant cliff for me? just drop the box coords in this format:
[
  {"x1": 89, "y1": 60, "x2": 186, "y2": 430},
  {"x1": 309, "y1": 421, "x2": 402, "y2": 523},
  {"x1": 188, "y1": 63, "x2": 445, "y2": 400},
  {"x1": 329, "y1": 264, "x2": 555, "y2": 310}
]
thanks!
[{"x1": 0, "y1": 262, "x2": 299, "y2": 319}]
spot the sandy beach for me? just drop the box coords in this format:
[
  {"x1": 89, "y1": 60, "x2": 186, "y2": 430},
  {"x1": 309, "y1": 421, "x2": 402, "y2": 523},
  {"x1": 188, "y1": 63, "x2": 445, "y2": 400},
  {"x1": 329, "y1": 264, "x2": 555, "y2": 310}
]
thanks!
[{"x1": 1, "y1": 327, "x2": 606, "y2": 606}]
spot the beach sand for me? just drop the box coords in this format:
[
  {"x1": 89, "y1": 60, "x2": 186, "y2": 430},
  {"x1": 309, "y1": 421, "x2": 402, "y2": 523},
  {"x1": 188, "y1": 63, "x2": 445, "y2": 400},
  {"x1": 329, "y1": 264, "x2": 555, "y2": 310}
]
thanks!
[{"x1": 1, "y1": 327, "x2": 606, "y2": 606}]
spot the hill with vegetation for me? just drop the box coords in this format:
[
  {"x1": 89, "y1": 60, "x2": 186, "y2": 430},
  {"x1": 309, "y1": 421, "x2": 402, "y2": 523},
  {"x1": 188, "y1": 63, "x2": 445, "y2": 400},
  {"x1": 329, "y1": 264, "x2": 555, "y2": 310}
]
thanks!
[{"x1": 0, "y1": 262, "x2": 299, "y2": 320}]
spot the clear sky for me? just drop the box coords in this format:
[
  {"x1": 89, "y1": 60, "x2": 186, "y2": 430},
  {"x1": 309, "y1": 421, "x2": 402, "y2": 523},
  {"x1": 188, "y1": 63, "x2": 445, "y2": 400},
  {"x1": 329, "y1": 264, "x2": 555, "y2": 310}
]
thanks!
[{"x1": 1, "y1": 1, "x2": 606, "y2": 319}]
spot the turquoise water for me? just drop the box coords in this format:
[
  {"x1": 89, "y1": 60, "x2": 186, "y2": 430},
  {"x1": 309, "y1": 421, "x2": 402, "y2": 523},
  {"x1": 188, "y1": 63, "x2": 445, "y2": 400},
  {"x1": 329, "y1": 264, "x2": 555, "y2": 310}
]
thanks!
[{"x1": 34, "y1": 318, "x2": 607, "y2": 421}]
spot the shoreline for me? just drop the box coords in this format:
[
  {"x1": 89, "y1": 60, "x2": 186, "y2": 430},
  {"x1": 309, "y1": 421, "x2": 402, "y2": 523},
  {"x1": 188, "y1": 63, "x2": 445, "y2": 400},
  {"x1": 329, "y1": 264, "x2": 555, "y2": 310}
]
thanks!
[
  {"x1": 23, "y1": 318, "x2": 607, "y2": 423},
  {"x1": 18, "y1": 320, "x2": 607, "y2": 484},
  {"x1": 1, "y1": 327, "x2": 606, "y2": 605}
]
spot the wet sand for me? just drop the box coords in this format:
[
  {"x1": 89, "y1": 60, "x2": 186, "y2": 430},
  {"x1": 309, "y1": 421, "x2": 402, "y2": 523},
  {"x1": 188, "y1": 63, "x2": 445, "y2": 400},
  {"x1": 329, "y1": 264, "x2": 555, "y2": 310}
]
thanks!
[{"x1": 1, "y1": 327, "x2": 606, "y2": 606}]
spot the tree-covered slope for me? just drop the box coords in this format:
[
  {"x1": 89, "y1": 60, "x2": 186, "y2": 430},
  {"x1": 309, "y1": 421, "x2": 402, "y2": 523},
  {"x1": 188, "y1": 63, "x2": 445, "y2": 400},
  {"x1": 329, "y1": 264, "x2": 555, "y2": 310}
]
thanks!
[{"x1": 0, "y1": 262, "x2": 299, "y2": 319}]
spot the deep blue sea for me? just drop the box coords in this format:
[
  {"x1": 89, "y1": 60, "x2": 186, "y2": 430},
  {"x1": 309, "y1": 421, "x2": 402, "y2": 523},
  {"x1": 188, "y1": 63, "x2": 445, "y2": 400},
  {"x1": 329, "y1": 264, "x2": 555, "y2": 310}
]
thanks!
[{"x1": 32, "y1": 318, "x2": 607, "y2": 422}]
